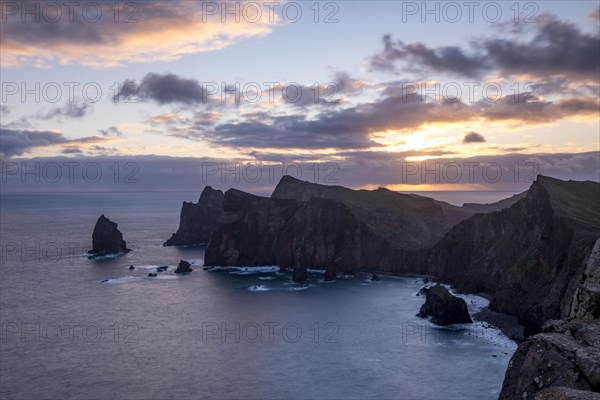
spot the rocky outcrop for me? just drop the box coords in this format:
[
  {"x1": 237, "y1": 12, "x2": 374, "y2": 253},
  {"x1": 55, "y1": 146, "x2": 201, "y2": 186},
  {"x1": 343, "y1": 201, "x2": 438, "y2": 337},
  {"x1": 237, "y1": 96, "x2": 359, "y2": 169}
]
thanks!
[
  {"x1": 417, "y1": 284, "x2": 473, "y2": 325},
  {"x1": 426, "y1": 176, "x2": 600, "y2": 334},
  {"x1": 205, "y1": 176, "x2": 486, "y2": 280},
  {"x1": 204, "y1": 189, "x2": 383, "y2": 281},
  {"x1": 569, "y1": 239, "x2": 600, "y2": 322},
  {"x1": 164, "y1": 186, "x2": 224, "y2": 246},
  {"x1": 88, "y1": 215, "x2": 130, "y2": 257},
  {"x1": 499, "y1": 319, "x2": 600, "y2": 399},
  {"x1": 174, "y1": 260, "x2": 193, "y2": 274},
  {"x1": 272, "y1": 175, "x2": 462, "y2": 249},
  {"x1": 534, "y1": 387, "x2": 600, "y2": 399},
  {"x1": 499, "y1": 239, "x2": 600, "y2": 399}
]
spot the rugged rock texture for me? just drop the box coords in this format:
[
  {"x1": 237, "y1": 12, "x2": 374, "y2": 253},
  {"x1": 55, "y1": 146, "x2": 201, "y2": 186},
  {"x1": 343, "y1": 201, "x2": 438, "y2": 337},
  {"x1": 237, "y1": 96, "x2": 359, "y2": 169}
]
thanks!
[
  {"x1": 88, "y1": 215, "x2": 130, "y2": 257},
  {"x1": 426, "y1": 176, "x2": 600, "y2": 334},
  {"x1": 204, "y1": 189, "x2": 383, "y2": 281},
  {"x1": 534, "y1": 387, "x2": 600, "y2": 399},
  {"x1": 272, "y1": 175, "x2": 464, "y2": 249},
  {"x1": 499, "y1": 239, "x2": 600, "y2": 399},
  {"x1": 499, "y1": 319, "x2": 600, "y2": 399},
  {"x1": 174, "y1": 260, "x2": 193, "y2": 274},
  {"x1": 417, "y1": 284, "x2": 473, "y2": 325},
  {"x1": 569, "y1": 239, "x2": 600, "y2": 322},
  {"x1": 164, "y1": 186, "x2": 224, "y2": 246}
]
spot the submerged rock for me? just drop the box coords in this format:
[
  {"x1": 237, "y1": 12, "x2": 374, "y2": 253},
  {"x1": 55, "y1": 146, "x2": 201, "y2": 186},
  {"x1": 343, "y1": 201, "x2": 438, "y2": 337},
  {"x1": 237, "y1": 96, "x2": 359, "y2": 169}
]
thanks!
[
  {"x1": 371, "y1": 274, "x2": 381, "y2": 281},
  {"x1": 147, "y1": 273, "x2": 157, "y2": 277},
  {"x1": 129, "y1": 265, "x2": 135, "y2": 270},
  {"x1": 88, "y1": 215, "x2": 130, "y2": 257},
  {"x1": 174, "y1": 260, "x2": 193, "y2": 274},
  {"x1": 417, "y1": 284, "x2": 472, "y2": 325}
]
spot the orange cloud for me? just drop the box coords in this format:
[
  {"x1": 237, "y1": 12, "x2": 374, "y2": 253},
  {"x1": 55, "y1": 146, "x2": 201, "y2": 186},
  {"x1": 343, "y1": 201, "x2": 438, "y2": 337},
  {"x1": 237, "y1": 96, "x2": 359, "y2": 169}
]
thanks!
[{"x1": 1, "y1": 2, "x2": 279, "y2": 68}]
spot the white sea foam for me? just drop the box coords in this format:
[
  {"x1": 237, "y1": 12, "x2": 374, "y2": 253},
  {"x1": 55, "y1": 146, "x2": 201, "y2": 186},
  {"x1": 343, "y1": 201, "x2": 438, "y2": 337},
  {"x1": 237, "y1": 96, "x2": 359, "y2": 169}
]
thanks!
[
  {"x1": 247, "y1": 285, "x2": 271, "y2": 292},
  {"x1": 209, "y1": 266, "x2": 279, "y2": 275}
]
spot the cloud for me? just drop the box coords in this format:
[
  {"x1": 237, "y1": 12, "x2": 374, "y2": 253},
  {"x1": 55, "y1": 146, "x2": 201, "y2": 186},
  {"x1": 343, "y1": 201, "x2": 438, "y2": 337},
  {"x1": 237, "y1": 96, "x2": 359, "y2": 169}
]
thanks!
[
  {"x1": 1, "y1": 1, "x2": 276, "y2": 68},
  {"x1": 152, "y1": 83, "x2": 597, "y2": 150},
  {"x1": 474, "y1": 93, "x2": 600, "y2": 123},
  {"x1": 0, "y1": 128, "x2": 106, "y2": 157},
  {"x1": 1, "y1": 152, "x2": 597, "y2": 195},
  {"x1": 370, "y1": 34, "x2": 486, "y2": 77},
  {"x1": 99, "y1": 126, "x2": 123, "y2": 137},
  {"x1": 115, "y1": 73, "x2": 210, "y2": 105},
  {"x1": 36, "y1": 99, "x2": 91, "y2": 120},
  {"x1": 371, "y1": 15, "x2": 600, "y2": 81},
  {"x1": 62, "y1": 148, "x2": 84, "y2": 154},
  {"x1": 463, "y1": 132, "x2": 486, "y2": 143}
]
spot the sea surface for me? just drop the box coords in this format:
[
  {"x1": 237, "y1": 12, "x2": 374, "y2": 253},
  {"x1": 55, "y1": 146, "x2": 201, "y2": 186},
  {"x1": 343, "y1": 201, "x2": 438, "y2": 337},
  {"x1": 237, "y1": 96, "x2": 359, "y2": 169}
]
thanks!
[{"x1": 0, "y1": 192, "x2": 517, "y2": 400}]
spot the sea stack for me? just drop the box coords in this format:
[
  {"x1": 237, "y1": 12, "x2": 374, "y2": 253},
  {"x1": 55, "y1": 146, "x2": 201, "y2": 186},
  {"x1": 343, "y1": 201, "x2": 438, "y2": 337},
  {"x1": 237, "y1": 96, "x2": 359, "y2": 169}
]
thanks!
[
  {"x1": 417, "y1": 284, "x2": 473, "y2": 325},
  {"x1": 88, "y1": 215, "x2": 131, "y2": 258}
]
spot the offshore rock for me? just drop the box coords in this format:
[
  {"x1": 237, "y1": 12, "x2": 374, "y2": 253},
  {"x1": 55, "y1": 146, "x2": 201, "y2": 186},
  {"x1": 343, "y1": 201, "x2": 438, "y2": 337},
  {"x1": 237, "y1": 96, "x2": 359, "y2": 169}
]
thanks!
[
  {"x1": 417, "y1": 284, "x2": 473, "y2": 325},
  {"x1": 88, "y1": 215, "x2": 130, "y2": 257}
]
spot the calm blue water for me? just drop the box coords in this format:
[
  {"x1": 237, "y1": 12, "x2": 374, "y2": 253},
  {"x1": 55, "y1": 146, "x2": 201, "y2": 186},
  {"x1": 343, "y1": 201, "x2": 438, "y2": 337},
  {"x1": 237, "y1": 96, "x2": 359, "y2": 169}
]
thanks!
[{"x1": 0, "y1": 192, "x2": 516, "y2": 400}]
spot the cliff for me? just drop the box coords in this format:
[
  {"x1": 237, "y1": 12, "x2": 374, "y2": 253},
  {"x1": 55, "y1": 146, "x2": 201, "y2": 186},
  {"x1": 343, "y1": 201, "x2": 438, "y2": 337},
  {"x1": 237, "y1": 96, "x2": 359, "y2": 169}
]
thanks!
[
  {"x1": 204, "y1": 176, "x2": 560, "y2": 282},
  {"x1": 205, "y1": 176, "x2": 474, "y2": 279},
  {"x1": 499, "y1": 238, "x2": 600, "y2": 399},
  {"x1": 426, "y1": 175, "x2": 600, "y2": 335},
  {"x1": 164, "y1": 186, "x2": 224, "y2": 246}
]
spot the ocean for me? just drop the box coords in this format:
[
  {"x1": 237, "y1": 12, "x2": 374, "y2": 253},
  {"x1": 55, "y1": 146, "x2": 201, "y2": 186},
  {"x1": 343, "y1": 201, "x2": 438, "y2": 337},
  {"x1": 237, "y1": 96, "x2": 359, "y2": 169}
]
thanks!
[{"x1": 0, "y1": 192, "x2": 516, "y2": 400}]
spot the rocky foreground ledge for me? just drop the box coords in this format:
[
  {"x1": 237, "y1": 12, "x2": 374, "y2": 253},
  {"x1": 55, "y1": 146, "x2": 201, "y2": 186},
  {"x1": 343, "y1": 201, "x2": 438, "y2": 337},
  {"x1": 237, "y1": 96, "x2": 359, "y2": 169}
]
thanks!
[{"x1": 499, "y1": 239, "x2": 600, "y2": 399}]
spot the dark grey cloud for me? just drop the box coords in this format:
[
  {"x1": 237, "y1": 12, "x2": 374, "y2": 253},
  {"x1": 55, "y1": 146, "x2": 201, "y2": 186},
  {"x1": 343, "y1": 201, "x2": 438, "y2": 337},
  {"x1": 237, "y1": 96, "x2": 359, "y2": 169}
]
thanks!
[
  {"x1": 463, "y1": 132, "x2": 486, "y2": 143},
  {"x1": 165, "y1": 90, "x2": 475, "y2": 149},
  {"x1": 474, "y1": 93, "x2": 599, "y2": 123},
  {"x1": 371, "y1": 34, "x2": 486, "y2": 77},
  {"x1": 150, "y1": 82, "x2": 597, "y2": 150},
  {"x1": 0, "y1": 128, "x2": 105, "y2": 157},
  {"x1": 371, "y1": 15, "x2": 600, "y2": 80},
  {"x1": 115, "y1": 73, "x2": 209, "y2": 105},
  {"x1": 62, "y1": 148, "x2": 84, "y2": 155},
  {"x1": 36, "y1": 99, "x2": 91, "y2": 120},
  {"x1": 99, "y1": 126, "x2": 123, "y2": 137}
]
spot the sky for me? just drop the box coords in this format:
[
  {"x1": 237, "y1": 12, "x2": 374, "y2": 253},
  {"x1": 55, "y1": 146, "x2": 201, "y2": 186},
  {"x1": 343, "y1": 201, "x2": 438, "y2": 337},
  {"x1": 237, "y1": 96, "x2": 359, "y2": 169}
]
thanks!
[{"x1": 1, "y1": 0, "x2": 599, "y2": 196}]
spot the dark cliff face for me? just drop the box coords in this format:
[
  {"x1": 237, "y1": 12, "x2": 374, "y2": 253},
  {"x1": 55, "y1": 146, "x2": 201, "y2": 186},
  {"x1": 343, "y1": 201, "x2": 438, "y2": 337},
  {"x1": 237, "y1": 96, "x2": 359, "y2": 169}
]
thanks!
[
  {"x1": 164, "y1": 186, "x2": 224, "y2": 246},
  {"x1": 205, "y1": 175, "x2": 547, "y2": 281},
  {"x1": 499, "y1": 239, "x2": 600, "y2": 399},
  {"x1": 89, "y1": 215, "x2": 130, "y2": 256},
  {"x1": 426, "y1": 176, "x2": 600, "y2": 334},
  {"x1": 204, "y1": 178, "x2": 449, "y2": 279},
  {"x1": 272, "y1": 175, "x2": 456, "y2": 250}
]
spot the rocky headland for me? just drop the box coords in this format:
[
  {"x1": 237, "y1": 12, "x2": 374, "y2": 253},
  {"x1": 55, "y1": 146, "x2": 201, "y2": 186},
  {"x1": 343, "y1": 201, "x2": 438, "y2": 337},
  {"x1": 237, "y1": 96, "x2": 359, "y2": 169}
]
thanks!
[
  {"x1": 164, "y1": 186, "x2": 224, "y2": 246},
  {"x1": 170, "y1": 174, "x2": 599, "y2": 398}
]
